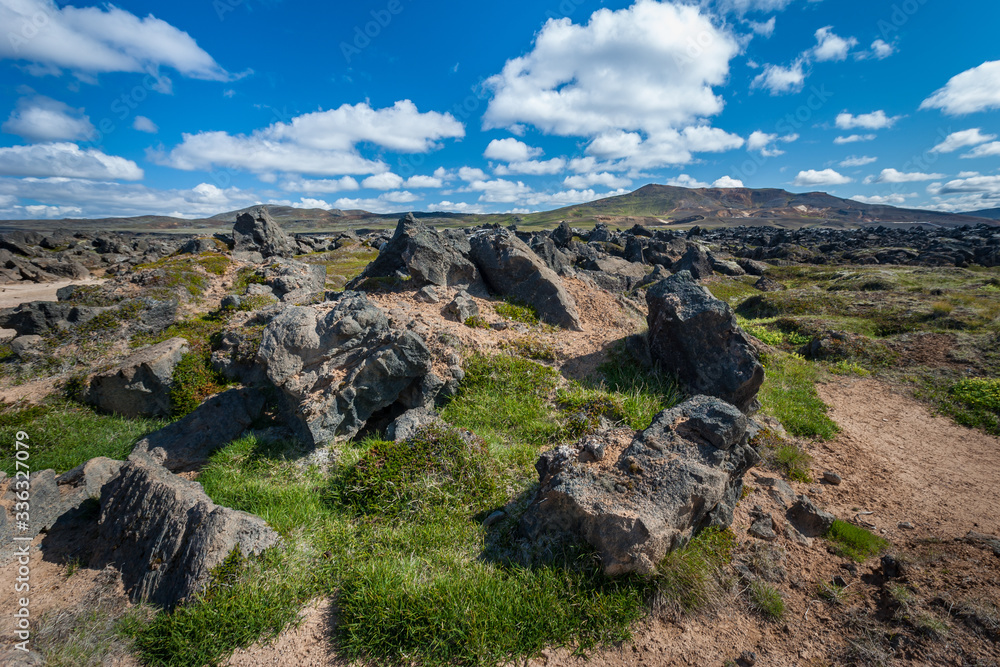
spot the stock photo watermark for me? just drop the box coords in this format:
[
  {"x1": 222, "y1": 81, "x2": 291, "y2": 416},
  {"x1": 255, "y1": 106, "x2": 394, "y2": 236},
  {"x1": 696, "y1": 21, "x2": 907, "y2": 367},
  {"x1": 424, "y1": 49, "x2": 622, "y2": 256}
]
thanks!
[{"x1": 10, "y1": 429, "x2": 33, "y2": 653}]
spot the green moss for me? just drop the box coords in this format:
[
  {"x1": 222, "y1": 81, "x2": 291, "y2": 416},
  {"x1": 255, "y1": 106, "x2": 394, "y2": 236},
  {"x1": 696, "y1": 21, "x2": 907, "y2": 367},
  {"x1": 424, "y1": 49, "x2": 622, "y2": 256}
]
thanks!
[
  {"x1": 505, "y1": 336, "x2": 557, "y2": 361},
  {"x1": 464, "y1": 315, "x2": 490, "y2": 329},
  {"x1": 169, "y1": 352, "x2": 230, "y2": 417}
]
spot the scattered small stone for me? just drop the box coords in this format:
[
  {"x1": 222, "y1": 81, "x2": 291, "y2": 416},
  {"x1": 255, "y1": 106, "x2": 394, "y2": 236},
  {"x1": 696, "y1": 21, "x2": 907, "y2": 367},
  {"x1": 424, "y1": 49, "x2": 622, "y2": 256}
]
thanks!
[
  {"x1": 809, "y1": 487, "x2": 822, "y2": 495},
  {"x1": 740, "y1": 650, "x2": 757, "y2": 666},
  {"x1": 414, "y1": 285, "x2": 440, "y2": 303},
  {"x1": 823, "y1": 471, "x2": 842, "y2": 485},
  {"x1": 881, "y1": 554, "x2": 905, "y2": 579},
  {"x1": 898, "y1": 521, "x2": 915, "y2": 530},
  {"x1": 482, "y1": 510, "x2": 506, "y2": 528}
]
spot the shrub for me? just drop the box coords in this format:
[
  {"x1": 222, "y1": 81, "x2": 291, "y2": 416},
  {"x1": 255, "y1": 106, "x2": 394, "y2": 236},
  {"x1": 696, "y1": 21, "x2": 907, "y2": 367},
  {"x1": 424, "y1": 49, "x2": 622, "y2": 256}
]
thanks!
[{"x1": 169, "y1": 352, "x2": 229, "y2": 417}]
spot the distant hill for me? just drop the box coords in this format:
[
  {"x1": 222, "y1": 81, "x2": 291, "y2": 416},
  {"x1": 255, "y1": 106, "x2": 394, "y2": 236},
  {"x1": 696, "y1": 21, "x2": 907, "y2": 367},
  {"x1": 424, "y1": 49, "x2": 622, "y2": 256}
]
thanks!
[
  {"x1": 1, "y1": 184, "x2": 994, "y2": 234},
  {"x1": 504, "y1": 184, "x2": 992, "y2": 229},
  {"x1": 963, "y1": 208, "x2": 1000, "y2": 220}
]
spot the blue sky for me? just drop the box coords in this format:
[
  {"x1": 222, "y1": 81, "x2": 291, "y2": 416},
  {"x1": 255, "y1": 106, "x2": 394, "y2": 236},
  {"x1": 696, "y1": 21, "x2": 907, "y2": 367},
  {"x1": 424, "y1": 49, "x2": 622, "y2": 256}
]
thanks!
[{"x1": 1, "y1": 0, "x2": 999, "y2": 219}]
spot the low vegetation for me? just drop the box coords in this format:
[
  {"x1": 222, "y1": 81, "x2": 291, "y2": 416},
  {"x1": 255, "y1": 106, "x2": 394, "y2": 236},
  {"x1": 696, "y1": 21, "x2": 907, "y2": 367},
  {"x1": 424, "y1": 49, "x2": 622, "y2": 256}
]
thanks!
[
  {"x1": 758, "y1": 352, "x2": 839, "y2": 440},
  {"x1": 825, "y1": 520, "x2": 889, "y2": 563}
]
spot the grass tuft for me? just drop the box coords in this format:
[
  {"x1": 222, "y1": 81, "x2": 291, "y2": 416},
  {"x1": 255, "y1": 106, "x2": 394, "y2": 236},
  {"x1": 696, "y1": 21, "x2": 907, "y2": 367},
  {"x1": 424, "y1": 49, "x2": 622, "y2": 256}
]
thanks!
[
  {"x1": 758, "y1": 352, "x2": 839, "y2": 440},
  {"x1": 747, "y1": 581, "x2": 785, "y2": 620},
  {"x1": 826, "y1": 520, "x2": 889, "y2": 562}
]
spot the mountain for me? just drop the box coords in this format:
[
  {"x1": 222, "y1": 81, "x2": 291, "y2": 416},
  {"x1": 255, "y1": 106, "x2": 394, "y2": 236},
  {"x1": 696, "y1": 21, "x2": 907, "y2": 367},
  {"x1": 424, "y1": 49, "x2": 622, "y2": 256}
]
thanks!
[
  {"x1": 0, "y1": 184, "x2": 993, "y2": 234},
  {"x1": 503, "y1": 184, "x2": 991, "y2": 229},
  {"x1": 963, "y1": 208, "x2": 1000, "y2": 220}
]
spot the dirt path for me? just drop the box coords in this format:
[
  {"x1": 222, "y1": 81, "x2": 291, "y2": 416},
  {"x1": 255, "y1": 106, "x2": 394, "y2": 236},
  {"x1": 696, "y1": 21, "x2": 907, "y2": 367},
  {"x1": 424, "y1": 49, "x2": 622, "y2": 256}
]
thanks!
[{"x1": 814, "y1": 377, "x2": 1000, "y2": 540}]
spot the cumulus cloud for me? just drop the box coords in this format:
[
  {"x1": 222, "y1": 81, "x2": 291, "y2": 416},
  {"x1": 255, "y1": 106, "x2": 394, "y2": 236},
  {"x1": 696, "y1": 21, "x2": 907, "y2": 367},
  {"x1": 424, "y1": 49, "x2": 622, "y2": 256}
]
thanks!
[
  {"x1": 931, "y1": 128, "x2": 997, "y2": 153},
  {"x1": 835, "y1": 110, "x2": 901, "y2": 130},
  {"x1": 751, "y1": 58, "x2": 805, "y2": 95},
  {"x1": 792, "y1": 168, "x2": 851, "y2": 186},
  {"x1": 562, "y1": 172, "x2": 632, "y2": 189},
  {"x1": 152, "y1": 100, "x2": 464, "y2": 177},
  {"x1": 927, "y1": 174, "x2": 1000, "y2": 196},
  {"x1": 747, "y1": 130, "x2": 798, "y2": 156},
  {"x1": 867, "y1": 39, "x2": 895, "y2": 60},
  {"x1": 0, "y1": 0, "x2": 230, "y2": 81},
  {"x1": 483, "y1": 138, "x2": 542, "y2": 162},
  {"x1": 665, "y1": 174, "x2": 709, "y2": 188},
  {"x1": 811, "y1": 26, "x2": 857, "y2": 62},
  {"x1": 0, "y1": 177, "x2": 260, "y2": 218},
  {"x1": 279, "y1": 176, "x2": 360, "y2": 194},
  {"x1": 865, "y1": 168, "x2": 945, "y2": 184},
  {"x1": 712, "y1": 176, "x2": 745, "y2": 188},
  {"x1": 403, "y1": 174, "x2": 444, "y2": 188},
  {"x1": 710, "y1": 0, "x2": 795, "y2": 15},
  {"x1": 334, "y1": 191, "x2": 420, "y2": 213},
  {"x1": 921, "y1": 61, "x2": 1000, "y2": 115},
  {"x1": 749, "y1": 17, "x2": 776, "y2": 37},
  {"x1": 0, "y1": 143, "x2": 142, "y2": 180},
  {"x1": 849, "y1": 193, "x2": 914, "y2": 205},
  {"x1": 493, "y1": 158, "x2": 566, "y2": 176},
  {"x1": 3, "y1": 95, "x2": 94, "y2": 142},
  {"x1": 132, "y1": 116, "x2": 158, "y2": 133},
  {"x1": 834, "y1": 134, "x2": 876, "y2": 144},
  {"x1": 483, "y1": 1, "x2": 741, "y2": 168},
  {"x1": 839, "y1": 156, "x2": 877, "y2": 167},
  {"x1": 361, "y1": 172, "x2": 405, "y2": 190}
]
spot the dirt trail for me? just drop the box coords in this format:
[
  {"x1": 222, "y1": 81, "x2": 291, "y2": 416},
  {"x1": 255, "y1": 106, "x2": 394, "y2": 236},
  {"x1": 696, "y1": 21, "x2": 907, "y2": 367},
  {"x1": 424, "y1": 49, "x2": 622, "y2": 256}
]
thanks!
[{"x1": 814, "y1": 377, "x2": 1000, "y2": 539}]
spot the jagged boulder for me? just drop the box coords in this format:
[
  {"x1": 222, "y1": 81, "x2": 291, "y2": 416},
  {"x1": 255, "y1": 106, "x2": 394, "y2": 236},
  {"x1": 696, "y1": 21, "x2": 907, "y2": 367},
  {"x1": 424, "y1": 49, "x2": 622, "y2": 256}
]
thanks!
[
  {"x1": 233, "y1": 207, "x2": 296, "y2": 258},
  {"x1": 0, "y1": 301, "x2": 108, "y2": 335},
  {"x1": 646, "y1": 271, "x2": 764, "y2": 413},
  {"x1": 360, "y1": 214, "x2": 485, "y2": 293},
  {"x1": 85, "y1": 337, "x2": 188, "y2": 418},
  {"x1": 132, "y1": 388, "x2": 266, "y2": 472},
  {"x1": 469, "y1": 228, "x2": 583, "y2": 331},
  {"x1": 97, "y1": 452, "x2": 281, "y2": 609},
  {"x1": 521, "y1": 396, "x2": 760, "y2": 576},
  {"x1": 445, "y1": 291, "x2": 479, "y2": 322},
  {"x1": 673, "y1": 243, "x2": 713, "y2": 279},
  {"x1": 256, "y1": 292, "x2": 437, "y2": 447}
]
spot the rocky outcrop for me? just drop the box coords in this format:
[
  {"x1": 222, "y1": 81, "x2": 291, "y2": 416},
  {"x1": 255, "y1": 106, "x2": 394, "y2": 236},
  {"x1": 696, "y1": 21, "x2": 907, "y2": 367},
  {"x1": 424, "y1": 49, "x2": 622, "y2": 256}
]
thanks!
[
  {"x1": 0, "y1": 301, "x2": 108, "y2": 335},
  {"x1": 673, "y1": 243, "x2": 713, "y2": 279},
  {"x1": 360, "y1": 214, "x2": 485, "y2": 293},
  {"x1": 132, "y1": 388, "x2": 266, "y2": 472},
  {"x1": 520, "y1": 396, "x2": 760, "y2": 576},
  {"x1": 85, "y1": 337, "x2": 188, "y2": 418},
  {"x1": 445, "y1": 291, "x2": 479, "y2": 322},
  {"x1": 469, "y1": 228, "x2": 583, "y2": 331},
  {"x1": 256, "y1": 292, "x2": 437, "y2": 447},
  {"x1": 646, "y1": 271, "x2": 764, "y2": 413},
  {"x1": 97, "y1": 452, "x2": 281, "y2": 609},
  {"x1": 233, "y1": 207, "x2": 296, "y2": 258}
]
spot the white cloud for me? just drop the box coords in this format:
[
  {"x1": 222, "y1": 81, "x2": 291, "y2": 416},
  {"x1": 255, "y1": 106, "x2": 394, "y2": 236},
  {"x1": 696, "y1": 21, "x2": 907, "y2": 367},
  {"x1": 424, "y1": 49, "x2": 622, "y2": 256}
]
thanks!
[
  {"x1": 931, "y1": 128, "x2": 996, "y2": 153},
  {"x1": 839, "y1": 155, "x2": 877, "y2": 167},
  {"x1": 960, "y1": 142, "x2": 1000, "y2": 159},
  {"x1": 921, "y1": 60, "x2": 1000, "y2": 115},
  {"x1": 751, "y1": 58, "x2": 805, "y2": 95},
  {"x1": 2, "y1": 95, "x2": 94, "y2": 142},
  {"x1": 279, "y1": 176, "x2": 360, "y2": 194},
  {"x1": 712, "y1": 0, "x2": 795, "y2": 15},
  {"x1": 865, "y1": 168, "x2": 945, "y2": 184},
  {"x1": 928, "y1": 174, "x2": 1000, "y2": 196},
  {"x1": 811, "y1": 26, "x2": 857, "y2": 62},
  {"x1": 461, "y1": 178, "x2": 533, "y2": 203},
  {"x1": 294, "y1": 198, "x2": 331, "y2": 210},
  {"x1": 493, "y1": 158, "x2": 566, "y2": 176},
  {"x1": 792, "y1": 168, "x2": 852, "y2": 186},
  {"x1": 834, "y1": 134, "x2": 876, "y2": 144},
  {"x1": 429, "y1": 200, "x2": 487, "y2": 214},
  {"x1": 153, "y1": 100, "x2": 464, "y2": 176},
  {"x1": 712, "y1": 176, "x2": 745, "y2": 188},
  {"x1": 132, "y1": 116, "x2": 158, "y2": 133},
  {"x1": 0, "y1": 0, "x2": 230, "y2": 81},
  {"x1": 749, "y1": 17, "x2": 776, "y2": 37},
  {"x1": 747, "y1": 130, "x2": 798, "y2": 156},
  {"x1": 483, "y1": 138, "x2": 542, "y2": 162},
  {"x1": 835, "y1": 110, "x2": 901, "y2": 130},
  {"x1": 361, "y1": 172, "x2": 405, "y2": 190},
  {"x1": 521, "y1": 188, "x2": 628, "y2": 208},
  {"x1": 333, "y1": 191, "x2": 420, "y2": 213},
  {"x1": 868, "y1": 39, "x2": 894, "y2": 59},
  {"x1": 404, "y1": 174, "x2": 444, "y2": 188},
  {"x1": 849, "y1": 193, "x2": 914, "y2": 205},
  {"x1": 563, "y1": 172, "x2": 632, "y2": 189},
  {"x1": 0, "y1": 176, "x2": 263, "y2": 218},
  {"x1": 484, "y1": 1, "x2": 741, "y2": 168},
  {"x1": 665, "y1": 174, "x2": 709, "y2": 188},
  {"x1": 458, "y1": 166, "x2": 488, "y2": 182},
  {"x1": 0, "y1": 142, "x2": 142, "y2": 180},
  {"x1": 958, "y1": 171, "x2": 981, "y2": 178}
]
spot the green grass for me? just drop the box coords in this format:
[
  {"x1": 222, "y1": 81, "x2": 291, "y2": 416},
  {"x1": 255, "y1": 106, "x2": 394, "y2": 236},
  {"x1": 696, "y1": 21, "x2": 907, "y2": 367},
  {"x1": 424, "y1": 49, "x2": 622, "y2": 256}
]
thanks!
[
  {"x1": 825, "y1": 520, "x2": 889, "y2": 563},
  {"x1": 132, "y1": 313, "x2": 228, "y2": 355},
  {"x1": 652, "y1": 527, "x2": 734, "y2": 614},
  {"x1": 299, "y1": 244, "x2": 378, "y2": 290},
  {"x1": 124, "y1": 351, "x2": 695, "y2": 666},
  {"x1": 942, "y1": 377, "x2": 1000, "y2": 435},
  {"x1": 0, "y1": 399, "x2": 166, "y2": 475},
  {"x1": 133, "y1": 252, "x2": 229, "y2": 298},
  {"x1": 769, "y1": 442, "x2": 813, "y2": 483},
  {"x1": 705, "y1": 276, "x2": 761, "y2": 307},
  {"x1": 494, "y1": 299, "x2": 540, "y2": 325},
  {"x1": 747, "y1": 581, "x2": 785, "y2": 620},
  {"x1": 504, "y1": 336, "x2": 557, "y2": 362},
  {"x1": 232, "y1": 266, "x2": 267, "y2": 293},
  {"x1": 169, "y1": 352, "x2": 231, "y2": 417},
  {"x1": 758, "y1": 352, "x2": 839, "y2": 440}
]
